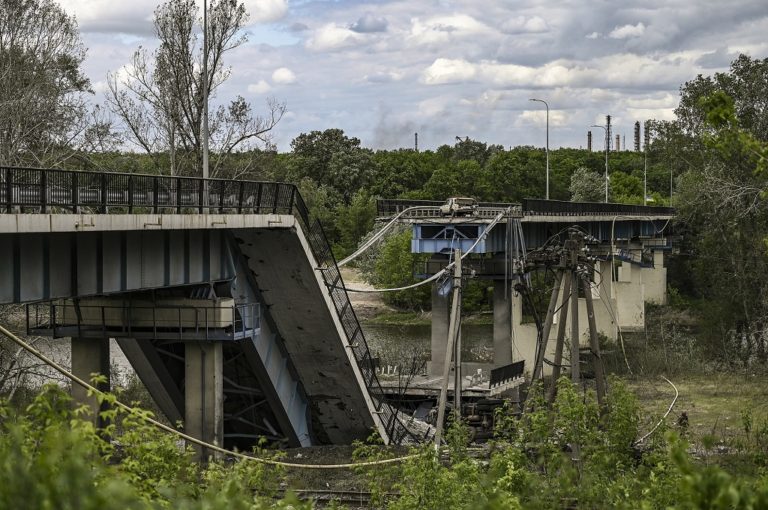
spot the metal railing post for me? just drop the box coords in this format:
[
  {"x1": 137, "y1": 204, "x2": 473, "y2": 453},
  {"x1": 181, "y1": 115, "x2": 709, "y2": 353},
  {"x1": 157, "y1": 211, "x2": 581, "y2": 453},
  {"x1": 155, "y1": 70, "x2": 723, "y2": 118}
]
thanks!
[
  {"x1": 176, "y1": 177, "x2": 182, "y2": 214},
  {"x1": 237, "y1": 181, "x2": 244, "y2": 213},
  {"x1": 128, "y1": 175, "x2": 134, "y2": 213},
  {"x1": 198, "y1": 178, "x2": 204, "y2": 213},
  {"x1": 153, "y1": 176, "x2": 159, "y2": 213},
  {"x1": 100, "y1": 172, "x2": 108, "y2": 213},
  {"x1": 71, "y1": 171, "x2": 79, "y2": 213},
  {"x1": 4, "y1": 167, "x2": 11, "y2": 212},
  {"x1": 272, "y1": 183, "x2": 278, "y2": 214},
  {"x1": 39, "y1": 170, "x2": 47, "y2": 213}
]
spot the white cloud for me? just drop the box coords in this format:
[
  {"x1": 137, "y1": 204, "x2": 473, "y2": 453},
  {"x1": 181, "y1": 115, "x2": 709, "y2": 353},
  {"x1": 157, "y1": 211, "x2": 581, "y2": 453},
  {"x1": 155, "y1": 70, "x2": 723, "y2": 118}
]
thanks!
[
  {"x1": 57, "y1": 0, "x2": 156, "y2": 34},
  {"x1": 247, "y1": 79, "x2": 272, "y2": 94},
  {"x1": 305, "y1": 23, "x2": 364, "y2": 51},
  {"x1": 501, "y1": 16, "x2": 548, "y2": 34},
  {"x1": 516, "y1": 109, "x2": 569, "y2": 128},
  {"x1": 421, "y1": 58, "x2": 478, "y2": 85},
  {"x1": 409, "y1": 14, "x2": 492, "y2": 46},
  {"x1": 365, "y1": 71, "x2": 404, "y2": 83},
  {"x1": 271, "y1": 67, "x2": 296, "y2": 84},
  {"x1": 586, "y1": 31, "x2": 600, "y2": 39},
  {"x1": 242, "y1": 0, "x2": 288, "y2": 24},
  {"x1": 608, "y1": 22, "x2": 646, "y2": 39}
]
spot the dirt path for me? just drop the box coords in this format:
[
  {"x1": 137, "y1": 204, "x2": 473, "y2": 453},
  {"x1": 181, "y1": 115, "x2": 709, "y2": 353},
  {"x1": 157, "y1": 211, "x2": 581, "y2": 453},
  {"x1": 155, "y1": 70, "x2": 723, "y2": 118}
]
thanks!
[{"x1": 339, "y1": 267, "x2": 394, "y2": 321}]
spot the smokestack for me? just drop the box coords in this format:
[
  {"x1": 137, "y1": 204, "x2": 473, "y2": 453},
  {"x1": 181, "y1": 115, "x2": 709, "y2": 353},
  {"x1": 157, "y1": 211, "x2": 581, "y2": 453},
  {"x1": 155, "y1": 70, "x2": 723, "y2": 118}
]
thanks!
[
  {"x1": 634, "y1": 121, "x2": 640, "y2": 151},
  {"x1": 587, "y1": 131, "x2": 592, "y2": 151},
  {"x1": 414, "y1": 132, "x2": 418, "y2": 152},
  {"x1": 615, "y1": 135, "x2": 621, "y2": 152},
  {"x1": 644, "y1": 121, "x2": 650, "y2": 151}
]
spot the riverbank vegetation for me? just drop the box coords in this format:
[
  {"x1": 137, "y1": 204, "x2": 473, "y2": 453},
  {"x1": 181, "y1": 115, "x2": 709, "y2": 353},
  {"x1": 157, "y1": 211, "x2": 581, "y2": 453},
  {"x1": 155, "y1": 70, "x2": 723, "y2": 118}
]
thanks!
[{"x1": 3, "y1": 376, "x2": 768, "y2": 509}]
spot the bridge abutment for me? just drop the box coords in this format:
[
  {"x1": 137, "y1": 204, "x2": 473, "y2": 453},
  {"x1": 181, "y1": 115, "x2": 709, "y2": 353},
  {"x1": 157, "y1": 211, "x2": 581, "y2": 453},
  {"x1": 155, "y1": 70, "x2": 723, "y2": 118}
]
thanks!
[
  {"x1": 185, "y1": 342, "x2": 224, "y2": 461},
  {"x1": 70, "y1": 337, "x2": 111, "y2": 427}
]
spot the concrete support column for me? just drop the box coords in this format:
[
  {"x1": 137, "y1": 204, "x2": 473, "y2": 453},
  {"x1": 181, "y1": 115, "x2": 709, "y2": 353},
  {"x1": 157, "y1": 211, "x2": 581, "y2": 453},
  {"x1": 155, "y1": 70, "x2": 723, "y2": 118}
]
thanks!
[
  {"x1": 430, "y1": 282, "x2": 450, "y2": 376},
  {"x1": 70, "y1": 337, "x2": 110, "y2": 427},
  {"x1": 185, "y1": 342, "x2": 224, "y2": 461},
  {"x1": 493, "y1": 280, "x2": 512, "y2": 367}
]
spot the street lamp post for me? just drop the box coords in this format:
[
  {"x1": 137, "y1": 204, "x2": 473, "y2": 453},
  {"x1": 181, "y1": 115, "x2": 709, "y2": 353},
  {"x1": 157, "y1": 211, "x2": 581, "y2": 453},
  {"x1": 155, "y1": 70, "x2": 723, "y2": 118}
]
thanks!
[
  {"x1": 202, "y1": 0, "x2": 210, "y2": 199},
  {"x1": 591, "y1": 124, "x2": 609, "y2": 203},
  {"x1": 529, "y1": 98, "x2": 550, "y2": 200}
]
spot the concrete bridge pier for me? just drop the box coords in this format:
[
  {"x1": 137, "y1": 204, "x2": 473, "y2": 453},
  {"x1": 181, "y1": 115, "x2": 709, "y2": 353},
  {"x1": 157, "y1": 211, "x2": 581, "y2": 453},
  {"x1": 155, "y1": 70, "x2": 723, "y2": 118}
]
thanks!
[
  {"x1": 493, "y1": 280, "x2": 513, "y2": 367},
  {"x1": 185, "y1": 342, "x2": 224, "y2": 461},
  {"x1": 70, "y1": 337, "x2": 111, "y2": 427},
  {"x1": 430, "y1": 282, "x2": 450, "y2": 376}
]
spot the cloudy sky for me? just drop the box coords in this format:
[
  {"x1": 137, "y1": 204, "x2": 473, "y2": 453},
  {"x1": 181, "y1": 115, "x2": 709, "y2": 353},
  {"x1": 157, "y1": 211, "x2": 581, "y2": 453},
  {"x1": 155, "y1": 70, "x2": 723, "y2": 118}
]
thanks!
[{"x1": 57, "y1": 0, "x2": 768, "y2": 152}]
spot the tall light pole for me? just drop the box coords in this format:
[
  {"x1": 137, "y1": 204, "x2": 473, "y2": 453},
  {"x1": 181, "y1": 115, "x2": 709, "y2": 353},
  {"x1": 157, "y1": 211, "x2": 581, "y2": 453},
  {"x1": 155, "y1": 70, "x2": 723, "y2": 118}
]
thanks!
[
  {"x1": 202, "y1": 1, "x2": 210, "y2": 185},
  {"x1": 529, "y1": 98, "x2": 550, "y2": 200},
  {"x1": 591, "y1": 124, "x2": 609, "y2": 203}
]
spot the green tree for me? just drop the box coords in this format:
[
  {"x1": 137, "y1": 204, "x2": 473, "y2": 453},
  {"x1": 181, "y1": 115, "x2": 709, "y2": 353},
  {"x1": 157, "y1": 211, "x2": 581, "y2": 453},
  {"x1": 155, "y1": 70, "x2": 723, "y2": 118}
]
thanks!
[
  {"x1": 370, "y1": 149, "x2": 441, "y2": 198},
  {"x1": 373, "y1": 230, "x2": 430, "y2": 310},
  {"x1": 335, "y1": 191, "x2": 377, "y2": 256},
  {"x1": 676, "y1": 54, "x2": 768, "y2": 141},
  {"x1": 0, "y1": 0, "x2": 95, "y2": 166},
  {"x1": 569, "y1": 166, "x2": 604, "y2": 202},
  {"x1": 484, "y1": 148, "x2": 547, "y2": 202},
  {"x1": 289, "y1": 129, "x2": 376, "y2": 203},
  {"x1": 674, "y1": 87, "x2": 768, "y2": 362}
]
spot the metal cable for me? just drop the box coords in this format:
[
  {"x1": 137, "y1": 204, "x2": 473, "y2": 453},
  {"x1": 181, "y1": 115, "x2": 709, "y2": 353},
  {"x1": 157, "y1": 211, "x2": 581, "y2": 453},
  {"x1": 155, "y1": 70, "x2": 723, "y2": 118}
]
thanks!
[
  {"x1": 634, "y1": 376, "x2": 679, "y2": 445},
  {"x1": 337, "y1": 206, "x2": 436, "y2": 267},
  {"x1": 0, "y1": 323, "x2": 418, "y2": 470},
  {"x1": 342, "y1": 208, "x2": 511, "y2": 293}
]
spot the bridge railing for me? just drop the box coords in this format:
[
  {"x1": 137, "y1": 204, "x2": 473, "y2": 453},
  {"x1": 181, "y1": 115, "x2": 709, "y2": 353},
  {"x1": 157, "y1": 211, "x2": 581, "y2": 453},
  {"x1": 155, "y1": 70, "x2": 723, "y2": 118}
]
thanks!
[
  {"x1": 26, "y1": 301, "x2": 260, "y2": 341},
  {"x1": 292, "y1": 191, "x2": 414, "y2": 444},
  {"x1": 522, "y1": 198, "x2": 675, "y2": 216},
  {"x1": 1, "y1": 166, "x2": 297, "y2": 214}
]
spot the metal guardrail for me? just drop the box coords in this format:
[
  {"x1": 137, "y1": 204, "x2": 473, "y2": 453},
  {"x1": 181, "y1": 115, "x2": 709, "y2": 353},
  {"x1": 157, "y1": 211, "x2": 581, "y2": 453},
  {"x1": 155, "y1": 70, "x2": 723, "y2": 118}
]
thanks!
[
  {"x1": 26, "y1": 302, "x2": 260, "y2": 341},
  {"x1": 376, "y1": 199, "x2": 517, "y2": 219},
  {"x1": 521, "y1": 198, "x2": 675, "y2": 217},
  {"x1": 377, "y1": 198, "x2": 674, "y2": 219},
  {"x1": 2, "y1": 165, "x2": 412, "y2": 444},
  {"x1": 1, "y1": 166, "x2": 295, "y2": 214}
]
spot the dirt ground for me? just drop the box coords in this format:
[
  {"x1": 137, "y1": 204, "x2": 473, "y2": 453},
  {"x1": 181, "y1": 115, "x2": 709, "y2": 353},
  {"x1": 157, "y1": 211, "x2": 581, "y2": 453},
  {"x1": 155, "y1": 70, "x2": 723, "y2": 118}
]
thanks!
[
  {"x1": 629, "y1": 372, "x2": 768, "y2": 447},
  {"x1": 340, "y1": 267, "x2": 395, "y2": 321}
]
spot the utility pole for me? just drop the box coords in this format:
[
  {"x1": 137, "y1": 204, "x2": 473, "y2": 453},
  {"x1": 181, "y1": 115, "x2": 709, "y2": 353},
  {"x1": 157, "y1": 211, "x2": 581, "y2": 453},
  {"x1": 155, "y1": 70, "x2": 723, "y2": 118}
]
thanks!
[
  {"x1": 644, "y1": 121, "x2": 650, "y2": 205},
  {"x1": 529, "y1": 98, "x2": 550, "y2": 200},
  {"x1": 434, "y1": 249, "x2": 462, "y2": 450},
  {"x1": 202, "y1": 0, "x2": 210, "y2": 206}
]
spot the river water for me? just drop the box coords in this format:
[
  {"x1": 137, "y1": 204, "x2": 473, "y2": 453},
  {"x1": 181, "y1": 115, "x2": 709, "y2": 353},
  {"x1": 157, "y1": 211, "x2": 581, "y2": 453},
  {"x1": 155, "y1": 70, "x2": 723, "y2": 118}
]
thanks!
[
  {"x1": 22, "y1": 323, "x2": 493, "y2": 388},
  {"x1": 362, "y1": 323, "x2": 494, "y2": 364}
]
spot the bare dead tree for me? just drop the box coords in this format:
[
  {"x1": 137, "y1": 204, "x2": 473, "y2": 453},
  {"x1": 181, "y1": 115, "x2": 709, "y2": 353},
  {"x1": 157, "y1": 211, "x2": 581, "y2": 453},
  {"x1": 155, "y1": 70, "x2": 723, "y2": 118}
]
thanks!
[
  {"x1": 107, "y1": 0, "x2": 285, "y2": 178},
  {"x1": 0, "y1": 305, "x2": 69, "y2": 401}
]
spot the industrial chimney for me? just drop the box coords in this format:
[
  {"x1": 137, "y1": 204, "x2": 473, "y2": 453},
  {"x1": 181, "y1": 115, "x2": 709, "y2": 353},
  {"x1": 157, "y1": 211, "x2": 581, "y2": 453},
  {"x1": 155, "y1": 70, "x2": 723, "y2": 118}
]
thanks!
[{"x1": 634, "y1": 121, "x2": 641, "y2": 151}]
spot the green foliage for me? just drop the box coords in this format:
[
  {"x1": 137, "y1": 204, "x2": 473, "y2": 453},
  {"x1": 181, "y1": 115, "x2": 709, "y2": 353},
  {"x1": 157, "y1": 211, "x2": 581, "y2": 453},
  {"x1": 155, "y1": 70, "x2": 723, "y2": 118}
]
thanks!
[
  {"x1": 569, "y1": 166, "x2": 604, "y2": 202},
  {"x1": 373, "y1": 230, "x2": 430, "y2": 310},
  {"x1": 335, "y1": 190, "x2": 376, "y2": 257},
  {"x1": 289, "y1": 128, "x2": 376, "y2": 204}
]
